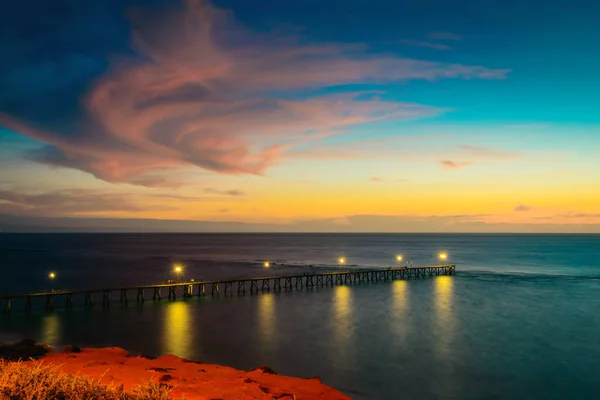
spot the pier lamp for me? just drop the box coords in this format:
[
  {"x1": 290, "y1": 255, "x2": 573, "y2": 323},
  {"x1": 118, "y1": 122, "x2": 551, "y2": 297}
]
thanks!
[
  {"x1": 48, "y1": 272, "x2": 56, "y2": 280},
  {"x1": 174, "y1": 264, "x2": 183, "y2": 281},
  {"x1": 264, "y1": 261, "x2": 271, "y2": 268},
  {"x1": 396, "y1": 255, "x2": 403, "y2": 264},
  {"x1": 338, "y1": 257, "x2": 346, "y2": 265},
  {"x1": 438, "y1": 252, "x2": 448, "y2": 263}
]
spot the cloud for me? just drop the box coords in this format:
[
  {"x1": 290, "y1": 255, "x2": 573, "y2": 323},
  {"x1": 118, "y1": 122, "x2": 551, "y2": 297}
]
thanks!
[
  {"x1": 0, "y1": 189, "x2": 174, "y2": 215},
  {"x1": 217, "y1": 208, "x2": 229, "y2": 213},
  {"x1": 514, "y1": 204, "x2": 533, "y2": 212},
  {"x1": 399, "y1": 39, "x2": 452, "y2": 51},
  {"x1": 0, "y1": 0, "x2": 509, "y2": 186},
  {"x1": 456, "y1": 145, "x2": 522, "y2": 161},
  {"x1": 427, "y1": 32, "x2": 462, "y2": 41},
  {"x1": 204, "y1": 188, "x2": 245, "y2": 196},
  {"x1": 441, "y1": 160, "x2": 472, "y2": 169},
  {"x1": 4, "y1": 213, "x2": 599, "y2": 233},
  {"x1": 370, "y1": 177, "x2": 384, "y2": 182}
]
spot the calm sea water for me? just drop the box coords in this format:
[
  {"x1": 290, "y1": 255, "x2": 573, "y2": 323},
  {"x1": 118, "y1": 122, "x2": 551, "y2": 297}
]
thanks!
[{"x1": 1, "y1": 233, "x2": 599, "y2": 399}]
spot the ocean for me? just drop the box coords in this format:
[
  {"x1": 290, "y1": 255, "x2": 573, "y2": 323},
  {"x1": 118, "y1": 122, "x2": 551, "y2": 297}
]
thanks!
[{"x1": 1, "y1": 233, "x2": 599, "y2": 399}]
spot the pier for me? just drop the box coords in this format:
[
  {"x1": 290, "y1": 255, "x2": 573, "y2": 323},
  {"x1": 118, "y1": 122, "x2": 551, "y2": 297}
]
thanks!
[{"x1": 1, "y1": 264, "x2": 455, "y2": 313}]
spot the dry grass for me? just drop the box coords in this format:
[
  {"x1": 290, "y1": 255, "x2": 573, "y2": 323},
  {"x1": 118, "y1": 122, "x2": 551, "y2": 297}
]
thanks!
[{"x1": 0, "y1": 361, "x2": 182, "y2": 400}]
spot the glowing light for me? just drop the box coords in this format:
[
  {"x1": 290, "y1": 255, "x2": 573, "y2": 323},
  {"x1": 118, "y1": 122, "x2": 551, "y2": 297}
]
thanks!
[
  {"x1": 264, "y1": 261, "x2": 270, "y2": 268},
  {"x1": 338, "y1": 257, "x2": 346, "y2": 265},
  {"x1": 174, "y1": 264, "x2": 183, "y2": 273},
  {"x1": 396, "y1": 255, "x2": 403, "y2": 262},
  {"x1": 48, "y1": 272, "x2": 56, "y2": 279},
  {"x1": 438, "y1": 252, "x2": 448, "y2": 261}
]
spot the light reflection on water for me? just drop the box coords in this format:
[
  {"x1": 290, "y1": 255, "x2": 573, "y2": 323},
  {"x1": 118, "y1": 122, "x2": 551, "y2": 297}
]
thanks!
[
  {"x1": 163, "y1": 301, "x2": 193, "y2": 359},
  {"x1": 258, "y1": 292, "x2": 276, "y2": 353},
  {"x1": 332, "y1": 285, "x2": 353, "y2": 368},
  {"x1": 434, "y1": 275, "x2": 455, "y2": 359},
  {"x1": 41, "y1": 313, "x2": 60, "y2": 348},
  {"x1": 390, "y1": 280, "x2": 409, "y2": 343}
]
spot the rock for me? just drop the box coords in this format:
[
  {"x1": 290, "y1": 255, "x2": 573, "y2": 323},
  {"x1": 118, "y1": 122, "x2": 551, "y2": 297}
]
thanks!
[
  {"x1": 0, "y1": 339, "x2": 53, "y2": 361},
  {"x1": 62, "y1": 345, "x2": 81, "y2": 354},
  {"x1": 259, "y1": 386, "x2": 270, "y2": 393},
  {"x1": 253, "y1": 365, "x2": 277, "y2": 375}
]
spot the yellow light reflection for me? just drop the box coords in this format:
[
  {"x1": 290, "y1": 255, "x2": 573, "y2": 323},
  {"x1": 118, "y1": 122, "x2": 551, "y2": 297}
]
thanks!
[
  {"x1": 41, "y1": 313, "x2": 60, "y2": 348},
  {"x1": 163, "y1": 301, "x2": 192, "y2": 359},
  {"x1": 434, "y1": 275, "x2": 454, "y2": 358},
  {"x1": 258, "y1": 293, "x2": 276, "y2": 353},
  {"x1": 333, "y1": 286, "x2": 353, "y2": 344},
  {"x1": 392, "y1": 280, "x2": 408, "y2": 314},
  {"x1": 390, "y1": 280, "x2": 409, "y2": 343}
]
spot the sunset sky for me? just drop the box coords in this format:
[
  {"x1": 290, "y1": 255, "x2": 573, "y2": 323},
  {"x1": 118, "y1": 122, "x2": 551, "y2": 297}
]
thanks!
[{"x1": 1, "y1": 0, "x2": 599, "y2": 232}]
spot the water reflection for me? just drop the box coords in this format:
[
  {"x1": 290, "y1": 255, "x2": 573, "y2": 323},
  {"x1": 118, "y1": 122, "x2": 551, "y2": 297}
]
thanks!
[
  {"x1": 163, "y1": 301, "x2": 193, "y2": 359},
  {"x1": 258, "y1": 293, "x2": 276, "y2": 353},
  {"x1": 390, "y1": 280, "x2": 409, "y2": 342},
  {"x1": 41, "y1": 313, "x2": 60, "y2": 347},
  {"x1": 434, "y1": 276, "x2": 455, "y2": 359},
  {"x1": 332, "y1": 286, "x2": 354, "y2": 367},
  {"x1": 392, "y1": 280, "x2": 409, "y2": 314}
]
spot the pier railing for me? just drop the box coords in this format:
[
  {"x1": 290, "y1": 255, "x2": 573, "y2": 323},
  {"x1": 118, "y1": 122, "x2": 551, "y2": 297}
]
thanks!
[{"x1": 1, "y1": 264, "x2": 455, "y2": 313}]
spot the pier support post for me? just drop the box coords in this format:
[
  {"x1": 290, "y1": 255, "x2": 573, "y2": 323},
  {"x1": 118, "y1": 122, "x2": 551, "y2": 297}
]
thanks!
[
  {"x1": 66, "y1": 294, "x2": 73, "y2": 309},
  {"x1": 237, "y1": 281, "x2": 246, "y2": 294},
  {"x1": 45, "y1": 295, "x2": 53, "y2": 311},
  {"x1": 261, "y1": 279, "x2": 270, "y2": 291},
  {"x1": 211, "y1": 283, "x2": 219, "y2": 296},
  {"x1": 120, "y1": 289, "x2": 128, "y2": 304},
  {"x1": 102, "y1": 291, "x2": 110, "y2": 307},
  {"x1": 85, "y1": 292, "x2": 93, "y2": 307},
  {"x1": 153, "y1": 288, "x2": 161, "y2": 301},
  {"x1": 137, "y1": 289, "x2": 144, "y2": 303},
  {"x1": 25, "y1": 296, "x2": 32, "y2": 313},
  {"x1": 3, "y1": 299, "x2": 10, "y2": 313}
]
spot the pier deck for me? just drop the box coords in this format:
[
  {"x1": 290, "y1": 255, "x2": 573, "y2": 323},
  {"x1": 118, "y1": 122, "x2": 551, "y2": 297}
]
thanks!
[{"x1": 1, "y1": 264, "x2": 455, "y2": 313}]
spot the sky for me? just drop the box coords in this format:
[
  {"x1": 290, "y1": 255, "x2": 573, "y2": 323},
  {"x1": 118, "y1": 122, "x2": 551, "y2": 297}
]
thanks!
[{"x1": 0, "y1": 0, "x2": 599, "y2": 232}]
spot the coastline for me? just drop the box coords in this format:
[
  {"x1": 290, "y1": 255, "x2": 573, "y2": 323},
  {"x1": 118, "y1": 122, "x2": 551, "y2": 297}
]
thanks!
[{"x1": 0, "y1": 341, "x2": 350, "y2": 400}]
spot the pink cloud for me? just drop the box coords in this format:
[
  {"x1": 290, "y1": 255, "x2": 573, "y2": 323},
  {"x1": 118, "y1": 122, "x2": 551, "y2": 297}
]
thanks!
[
  {"x1": 0, "y1": 0, "x2": 510, "y2": 186},
  {"x1": 441, "y1": 160, "x2": 473, "y2": 170}
]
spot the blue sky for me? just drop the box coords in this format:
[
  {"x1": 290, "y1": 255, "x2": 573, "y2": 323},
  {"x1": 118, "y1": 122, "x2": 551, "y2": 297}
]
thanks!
[{"x1": 0, "y1": 0, "x2": 599, "y2": 231}]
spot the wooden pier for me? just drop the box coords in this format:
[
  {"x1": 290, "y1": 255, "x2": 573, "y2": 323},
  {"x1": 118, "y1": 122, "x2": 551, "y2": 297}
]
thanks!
[{"x1": 1, "y1": 264, "x2": 455, "y2": 313}]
